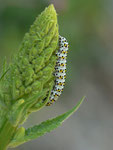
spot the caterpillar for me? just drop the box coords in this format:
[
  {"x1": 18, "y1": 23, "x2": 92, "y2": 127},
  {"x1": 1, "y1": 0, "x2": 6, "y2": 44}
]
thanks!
[{"x1": 46, "y1": 35, "x2": 69, "y2": 106}]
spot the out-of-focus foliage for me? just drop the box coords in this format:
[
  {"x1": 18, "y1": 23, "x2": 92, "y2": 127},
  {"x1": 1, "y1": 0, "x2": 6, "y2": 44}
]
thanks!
[{"x1": 0, "y1": 0, "x2": 48, "y2": 62}]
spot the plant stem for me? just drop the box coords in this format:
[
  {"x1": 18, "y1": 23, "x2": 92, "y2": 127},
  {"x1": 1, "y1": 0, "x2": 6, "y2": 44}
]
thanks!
[{"x1": 0, "y1": 119, "x2": 17, "y2": 150}]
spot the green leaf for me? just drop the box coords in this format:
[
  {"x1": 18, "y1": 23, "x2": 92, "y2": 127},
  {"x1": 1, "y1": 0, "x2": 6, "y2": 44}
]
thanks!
[{"x1": 9, "y1": 97, "x2": 85, "y2": 148}]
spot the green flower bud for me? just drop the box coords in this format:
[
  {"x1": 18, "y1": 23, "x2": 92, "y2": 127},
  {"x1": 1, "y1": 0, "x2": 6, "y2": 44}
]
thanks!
[{"x1": 2, "y1": 5, "x2": 59, "y2": 109}]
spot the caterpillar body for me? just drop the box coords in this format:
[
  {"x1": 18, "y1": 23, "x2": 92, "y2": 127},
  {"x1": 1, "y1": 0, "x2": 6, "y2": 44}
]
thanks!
[{"x1": 46, "y1": 35, "x2": 69, "y2": 106}]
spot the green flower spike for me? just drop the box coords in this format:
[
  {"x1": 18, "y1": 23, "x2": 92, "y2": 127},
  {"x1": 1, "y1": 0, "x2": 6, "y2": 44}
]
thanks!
[{"x1": 0, "y1": 4, "x2": 84, "y2": 150}]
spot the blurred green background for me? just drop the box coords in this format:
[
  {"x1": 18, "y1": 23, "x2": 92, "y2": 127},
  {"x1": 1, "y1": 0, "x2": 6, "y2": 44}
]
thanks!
[{"x1": 0, "y1": 0, "x2": 113, "y2": 150}]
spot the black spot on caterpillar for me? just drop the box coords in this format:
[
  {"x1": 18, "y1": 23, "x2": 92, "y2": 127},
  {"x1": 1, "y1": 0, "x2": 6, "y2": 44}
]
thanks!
[{"x1": 46, "y1": 35, "x2": 69, "y2": 106}]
